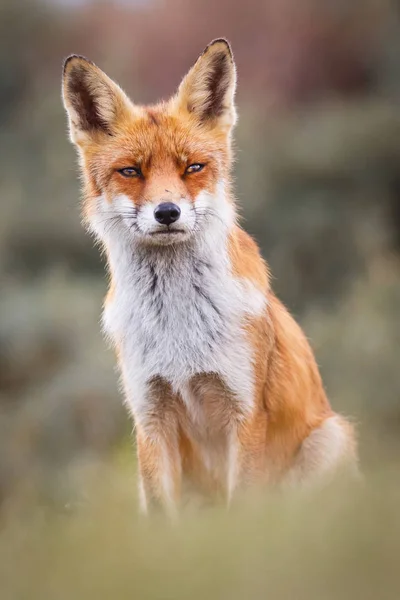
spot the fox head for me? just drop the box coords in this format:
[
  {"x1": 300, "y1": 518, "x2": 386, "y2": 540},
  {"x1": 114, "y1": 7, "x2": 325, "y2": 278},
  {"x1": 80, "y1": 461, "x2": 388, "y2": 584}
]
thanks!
[{"x1": 62, "y1": 39, "x2": 237, "y2": 246}]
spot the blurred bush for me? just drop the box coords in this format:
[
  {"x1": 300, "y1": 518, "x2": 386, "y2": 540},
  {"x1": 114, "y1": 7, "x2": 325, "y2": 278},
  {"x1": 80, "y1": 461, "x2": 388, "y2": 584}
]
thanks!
[{"x1": 0, "y1": 0, "x2": 399, "y2": 515}]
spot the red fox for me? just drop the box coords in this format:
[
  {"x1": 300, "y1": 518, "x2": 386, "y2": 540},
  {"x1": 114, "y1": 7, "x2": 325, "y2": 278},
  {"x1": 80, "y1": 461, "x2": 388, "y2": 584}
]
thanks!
[{"x1": 62, "y1": 39, "x2": 357, "y2": 515}]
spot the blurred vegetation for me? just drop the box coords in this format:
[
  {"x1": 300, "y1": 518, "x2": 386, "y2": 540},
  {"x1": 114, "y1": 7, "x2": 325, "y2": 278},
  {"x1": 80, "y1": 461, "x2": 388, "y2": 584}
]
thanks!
[
  {"x1": 2, "y1": 469, "x2": 400, "y2": 600},
  {"x1": 0, "y1": 0, "x2": 400, "y2": 596}
]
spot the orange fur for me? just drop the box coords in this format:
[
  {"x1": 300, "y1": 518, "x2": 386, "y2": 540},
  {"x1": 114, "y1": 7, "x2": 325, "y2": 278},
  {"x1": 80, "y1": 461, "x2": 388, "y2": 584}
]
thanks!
[{"x1": 62, "y1": 39, "x2": 357, "y2": 515}]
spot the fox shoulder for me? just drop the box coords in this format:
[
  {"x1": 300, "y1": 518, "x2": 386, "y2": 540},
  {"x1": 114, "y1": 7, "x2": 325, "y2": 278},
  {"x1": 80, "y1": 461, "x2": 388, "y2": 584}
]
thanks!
[{"x1": 228, "y1": 225, "x2": 270, "y2": 292}]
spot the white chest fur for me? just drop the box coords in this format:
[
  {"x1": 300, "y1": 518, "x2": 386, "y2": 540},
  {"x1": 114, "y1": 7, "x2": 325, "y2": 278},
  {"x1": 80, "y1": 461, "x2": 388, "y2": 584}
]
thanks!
[{"x1": 101, "y1": 216, "x2": 266, "y2": 426}]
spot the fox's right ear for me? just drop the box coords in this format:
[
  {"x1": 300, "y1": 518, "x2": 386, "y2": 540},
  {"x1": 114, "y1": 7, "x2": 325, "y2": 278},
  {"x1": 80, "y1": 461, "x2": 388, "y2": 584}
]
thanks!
[
  {"x1": 62, "y1": 56, "x2": 135, "y2": 145},
  {"x1": 174, "y1": 39, "x2": 237, "y2": 132}
]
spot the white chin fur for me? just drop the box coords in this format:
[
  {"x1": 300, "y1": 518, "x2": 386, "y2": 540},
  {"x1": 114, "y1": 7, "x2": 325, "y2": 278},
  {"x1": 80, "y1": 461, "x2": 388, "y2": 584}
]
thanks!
[{"x1": 137, "y1": 230, "x2": 193, "y2": 246}]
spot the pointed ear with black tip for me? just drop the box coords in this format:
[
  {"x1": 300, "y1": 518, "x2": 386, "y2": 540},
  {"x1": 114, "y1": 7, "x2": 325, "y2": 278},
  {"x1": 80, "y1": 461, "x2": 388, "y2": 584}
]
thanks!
[
  {"x1": 174, "y1": 39, "x2": 237, "y2": 131},
  {"x1": 62, "y1": 55, "x2": 135, "y2": 145}
]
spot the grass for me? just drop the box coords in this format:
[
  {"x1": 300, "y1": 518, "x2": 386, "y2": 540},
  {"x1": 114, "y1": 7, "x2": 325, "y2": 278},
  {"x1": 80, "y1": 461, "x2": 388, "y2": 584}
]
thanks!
[{"x1": 1, "y1": 459, "x2": 400, "y2": 600}]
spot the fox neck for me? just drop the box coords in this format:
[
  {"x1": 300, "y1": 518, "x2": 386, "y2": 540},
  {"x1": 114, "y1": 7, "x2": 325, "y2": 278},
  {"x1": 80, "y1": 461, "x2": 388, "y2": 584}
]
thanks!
[{"x1": 101, "y1": 184, "x2": 236, "y2": 291}]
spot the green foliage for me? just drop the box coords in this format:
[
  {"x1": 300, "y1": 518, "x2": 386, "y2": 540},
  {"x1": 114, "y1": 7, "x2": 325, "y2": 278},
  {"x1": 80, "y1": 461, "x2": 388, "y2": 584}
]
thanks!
[{"x1": 1, "y1": 467, "x2": 400, "y2": 600}]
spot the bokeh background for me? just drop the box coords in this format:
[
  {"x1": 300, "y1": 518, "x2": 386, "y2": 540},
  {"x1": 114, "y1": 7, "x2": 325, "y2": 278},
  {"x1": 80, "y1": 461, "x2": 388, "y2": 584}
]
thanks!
[{"x1": 1, "y1": 1, "x2": 400, "y2": 598}]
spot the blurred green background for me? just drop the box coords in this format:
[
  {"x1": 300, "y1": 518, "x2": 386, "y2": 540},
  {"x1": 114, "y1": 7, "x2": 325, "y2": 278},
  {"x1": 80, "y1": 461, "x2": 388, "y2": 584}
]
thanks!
[{"x1": 1, "y1": 0, "x2": 400, "y2": 597}]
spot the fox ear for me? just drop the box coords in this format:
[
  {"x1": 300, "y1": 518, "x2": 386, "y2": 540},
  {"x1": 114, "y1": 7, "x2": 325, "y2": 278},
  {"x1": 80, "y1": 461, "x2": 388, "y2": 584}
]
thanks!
[
  {"x1": 62, "y1": 55, "x2": 134, "y2": 145},
  {"x1": 174, "y1": 39, "x2": 237, "y2": 130}
]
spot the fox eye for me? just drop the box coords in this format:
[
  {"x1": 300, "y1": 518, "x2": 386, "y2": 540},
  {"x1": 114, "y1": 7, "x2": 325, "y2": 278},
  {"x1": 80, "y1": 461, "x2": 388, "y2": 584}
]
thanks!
[
  {"x1": 118, "y1": 167, "x2": 142, "y2": 178},
  {"x1": 185, "y1": 163, "x2": 205, "y2": 174}
]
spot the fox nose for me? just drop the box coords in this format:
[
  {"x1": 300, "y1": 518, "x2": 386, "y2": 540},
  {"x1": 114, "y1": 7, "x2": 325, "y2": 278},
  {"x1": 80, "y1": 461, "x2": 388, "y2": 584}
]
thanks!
[{"x1": 154, "y1": 202, "x2": 181, "y2": 226}]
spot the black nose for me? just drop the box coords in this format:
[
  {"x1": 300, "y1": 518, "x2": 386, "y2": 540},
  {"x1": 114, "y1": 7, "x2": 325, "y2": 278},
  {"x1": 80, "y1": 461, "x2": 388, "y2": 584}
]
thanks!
[{"x1": 154, "y1": 202, "x2": 181, "y2": 226}]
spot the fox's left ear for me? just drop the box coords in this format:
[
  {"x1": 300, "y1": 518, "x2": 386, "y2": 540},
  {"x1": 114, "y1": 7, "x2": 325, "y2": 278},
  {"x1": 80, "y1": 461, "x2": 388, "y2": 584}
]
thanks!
[
  {"x1": 62, "y1": 55, "x2": 135, "y2": 146},
  {"x1": 174, "y1": 39, "x2": 237, "y2": 131}
]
